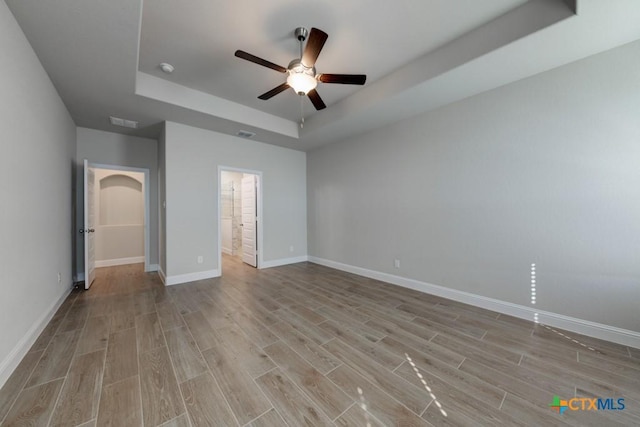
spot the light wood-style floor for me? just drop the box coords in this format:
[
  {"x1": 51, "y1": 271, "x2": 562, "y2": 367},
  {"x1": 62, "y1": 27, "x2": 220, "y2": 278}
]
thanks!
[{"x1": 1, "y1": 256, "x2": 639, "y2": 426}]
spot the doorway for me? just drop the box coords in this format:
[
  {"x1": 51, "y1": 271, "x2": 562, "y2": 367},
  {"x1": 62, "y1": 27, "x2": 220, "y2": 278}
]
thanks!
[
  {"x1": 94, "y1": 167, "x2": 146, "y2": 266},
  {"x1": 219, "y1": 167, "x2": 262, "y2": 273},
  {"x1": 83, "y1": 162, "x2": 151, "y2": 289}
]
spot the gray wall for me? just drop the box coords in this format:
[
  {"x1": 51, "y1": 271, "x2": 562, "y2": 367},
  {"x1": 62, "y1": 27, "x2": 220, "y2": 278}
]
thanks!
[
  {"x1": 164, "y1": 121, "x2": 307, "y2": 278},
  {"x1": 308, "y1": 40, "x2": 640, "y2": 332},
  {"x1": 0, "y1": 1, "x2": 76, "y2": 386},
  {"x1": 75, "y1": 128, "x2": 159, "y2": 276}
]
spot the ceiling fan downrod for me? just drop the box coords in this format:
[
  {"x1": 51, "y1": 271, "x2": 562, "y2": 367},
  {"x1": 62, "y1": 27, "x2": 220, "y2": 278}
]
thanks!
[
  {"x1": 295, "y1": 27, "x2": 309, "y2": 128},
  {"x1": 295, "y1": 27, "x2": 308, "y2": 59}
]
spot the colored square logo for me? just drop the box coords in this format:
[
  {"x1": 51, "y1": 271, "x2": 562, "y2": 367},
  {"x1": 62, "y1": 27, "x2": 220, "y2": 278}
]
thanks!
[{"x1": 549, "y1": 396, "x2": 568, "y2": 414}]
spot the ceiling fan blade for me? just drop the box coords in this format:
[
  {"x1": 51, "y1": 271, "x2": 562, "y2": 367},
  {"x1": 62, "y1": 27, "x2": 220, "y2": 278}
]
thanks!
[
  {"x1": 258, "y1": 83, "x2": 290, "y2": 100},
  {"x1": 318, "y1": 74, "x2": 367, "y2": 85},
  {"x1": 301, "y1": 28, "x2": 328, "y2": 68},
  {"x1": 235, "y1": 50, "x2": 287, "y2": 73},
  {"x1": 307, "y1": 89, "x2": 326, "y2": 110}
]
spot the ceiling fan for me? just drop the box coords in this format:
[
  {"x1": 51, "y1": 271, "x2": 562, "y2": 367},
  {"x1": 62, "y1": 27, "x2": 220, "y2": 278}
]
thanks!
[{"x1": 234, "y1": 27, "x2": 366, "y2": 111}]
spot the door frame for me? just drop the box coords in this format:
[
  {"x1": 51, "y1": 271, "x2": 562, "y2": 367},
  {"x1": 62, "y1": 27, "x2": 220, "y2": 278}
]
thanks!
[
  {"x1": 84, "y1": 160, "x2": 96, "y2": 289},
  {"x1": 218, "y1": 166, "x2": 264, "y2": 273},
  {"x1": 90, "y1": 162, "x2": 152, "y2": 272}
]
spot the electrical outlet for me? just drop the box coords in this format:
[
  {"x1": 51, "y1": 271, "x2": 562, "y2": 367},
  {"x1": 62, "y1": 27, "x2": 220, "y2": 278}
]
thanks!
[
  {"x1": 197, "y1": 256, "x2": 203, "y2": 264},
  {"x1": 394, "y1": 259, "x2": 400, "y2": 269},
  {"x1": 57, "y1": 272, "x2": 62, "y2": 283}
]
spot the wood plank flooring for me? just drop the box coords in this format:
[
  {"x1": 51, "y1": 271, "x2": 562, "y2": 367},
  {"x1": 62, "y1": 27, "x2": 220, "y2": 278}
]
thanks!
[{"x1": 1, "y1": 258, "x2": 639, "y2": 426}]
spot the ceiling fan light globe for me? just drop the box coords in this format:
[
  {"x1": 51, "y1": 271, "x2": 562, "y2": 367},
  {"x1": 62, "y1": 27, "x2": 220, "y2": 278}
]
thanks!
[{"x1": 287, "y1": 72, "x2": 317, "y2": 95}]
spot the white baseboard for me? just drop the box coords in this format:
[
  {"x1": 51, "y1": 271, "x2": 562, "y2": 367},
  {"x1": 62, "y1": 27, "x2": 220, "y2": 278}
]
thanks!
[
  {"x1": 76, "y1": 261, "x2": 158, "y2": 279},
  {"x1": 158, "y1": 267, "x2": 166, "y2": 285},
  {"x1": 222, "y1": 247, "x2": 232, "y2": 256},
  {"x1": 0, "y1": 286, "x2": 72, "y2": 389},
  {"x1": 260, "y1": 255, "x2": 309, "y2": 269},
  {"x1": 165, "y1": 269, "x2": 220, "y2": 286},
  {"x1": 308, "y1": 256, "x2": 640, "y2": 350},
  {"x1": 95, "y1": 256, "x2": 145, "y2": 268}
]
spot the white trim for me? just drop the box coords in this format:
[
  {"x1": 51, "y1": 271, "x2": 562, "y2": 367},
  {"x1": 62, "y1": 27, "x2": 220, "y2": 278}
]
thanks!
[
  {"x1": 95, "y1": 256, "x2": 145, "y2": 268},
  {"x1": 218, "y1": 166, "x2": 264, "y2": 274},
  {"x1": 158, "y1": 267, "x2": 166, "y2": 285},
  {"x1": 165, "y1": 269, "x2": 220, "y2": 286},
  {"x1": 260, "y1": 255, "x2": 309, "y2": 269},
  {"x1": 88, "y1": 163, "x2": 152, "y2": 272},
  {"x1": 308, "y1": 256, "x2": 640, "y2": 350},
  {"x1": 84, "y1": 159, "x2": 92, "y2": 290},
  {"x1": 0, "y1": 286, "x2": 72, "y2": 389},
  {"x1": 222, "y1": 247, "x2": 233, "y2": 256}
]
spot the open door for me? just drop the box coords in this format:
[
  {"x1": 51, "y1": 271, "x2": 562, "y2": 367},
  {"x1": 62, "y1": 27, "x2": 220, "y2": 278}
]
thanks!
[
  {"x1": 241, "y1": 174, "x2": 257, "y2": 267},
  {"x1": 83, "y1": 160, "x2": 96, "y2": 289}
]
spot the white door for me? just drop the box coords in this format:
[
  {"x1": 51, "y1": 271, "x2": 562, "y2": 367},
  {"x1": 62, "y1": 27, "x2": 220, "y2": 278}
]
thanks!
[
  {"x1": 241, "y1": 175, "x2": 257, "y2": 267},
  {"x1": 84, "y1": 160, "x2": 96, "y2": 289}
]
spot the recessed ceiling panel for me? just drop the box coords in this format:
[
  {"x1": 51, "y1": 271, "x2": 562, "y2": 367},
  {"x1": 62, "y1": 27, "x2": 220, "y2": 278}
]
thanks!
[{"x1": 138, "y1": 0, "x2": 528, "y2": 121}]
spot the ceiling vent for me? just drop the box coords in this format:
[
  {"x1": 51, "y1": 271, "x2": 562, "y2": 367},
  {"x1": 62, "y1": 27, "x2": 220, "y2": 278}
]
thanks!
[
  {"x1": 236, "y1": 130, "x2": 255, "y2": 138},
  {"x1": 109, "y1": 116, "x2": 138, "y2": 129}
]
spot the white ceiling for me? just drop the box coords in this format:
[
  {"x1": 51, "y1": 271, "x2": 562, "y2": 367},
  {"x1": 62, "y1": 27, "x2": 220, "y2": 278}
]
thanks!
[{"x1": 5, "y1": 0, "x2": 640, "y2": 151}]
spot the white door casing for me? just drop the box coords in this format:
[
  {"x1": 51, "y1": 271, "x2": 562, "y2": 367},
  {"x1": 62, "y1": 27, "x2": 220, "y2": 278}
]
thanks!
[
  {"x1": 84, "y1": 159, "x2": 96, "y2": 289},
  {"x1": 241, "y1": 174, "x2": 257, "y2": 267}
]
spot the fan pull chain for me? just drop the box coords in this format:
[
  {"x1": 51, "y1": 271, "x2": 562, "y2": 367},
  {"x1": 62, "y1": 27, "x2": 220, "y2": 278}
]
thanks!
[{"x1": 300, "y1": 95, "x2": 304, "y2": 128}]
